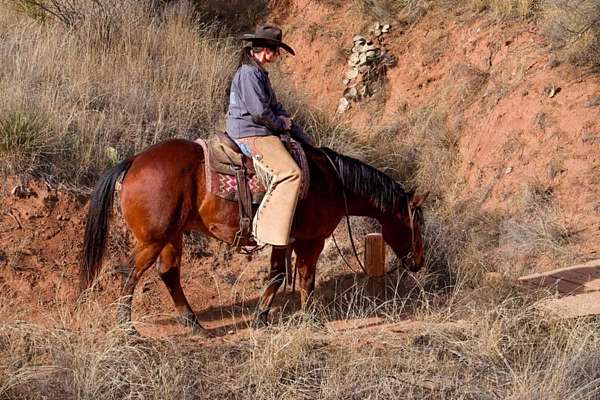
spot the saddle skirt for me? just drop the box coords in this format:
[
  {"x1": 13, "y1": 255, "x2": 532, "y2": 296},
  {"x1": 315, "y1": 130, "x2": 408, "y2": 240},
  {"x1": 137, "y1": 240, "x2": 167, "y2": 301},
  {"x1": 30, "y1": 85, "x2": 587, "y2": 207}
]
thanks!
[{"x1": 195, "y1": 135, "x2": 310, "y2": 204}]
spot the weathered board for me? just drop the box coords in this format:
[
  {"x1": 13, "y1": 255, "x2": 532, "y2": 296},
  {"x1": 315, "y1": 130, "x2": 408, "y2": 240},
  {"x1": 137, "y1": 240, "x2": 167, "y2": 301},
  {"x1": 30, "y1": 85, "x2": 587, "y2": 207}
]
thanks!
[{"x1": 519, "y1": 259, "x2": 600, "y2": 317}]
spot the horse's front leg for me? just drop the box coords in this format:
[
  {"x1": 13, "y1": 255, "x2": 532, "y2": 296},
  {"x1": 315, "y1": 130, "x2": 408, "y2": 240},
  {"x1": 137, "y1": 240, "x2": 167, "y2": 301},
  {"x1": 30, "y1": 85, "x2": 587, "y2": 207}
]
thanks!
[
  {"x1": 253, "y1": 247, "x2": 287, "y2": 326},
  {"x1": 294, "y1": 238, "x2": 325, "y2": 309}
]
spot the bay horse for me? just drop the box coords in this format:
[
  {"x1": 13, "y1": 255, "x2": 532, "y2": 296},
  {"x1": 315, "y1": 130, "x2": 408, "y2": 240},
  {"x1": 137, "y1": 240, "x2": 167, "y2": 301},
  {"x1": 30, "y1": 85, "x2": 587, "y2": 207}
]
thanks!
[{"x1": 81, "y1": 138, "x2": 427, "y2": 336}]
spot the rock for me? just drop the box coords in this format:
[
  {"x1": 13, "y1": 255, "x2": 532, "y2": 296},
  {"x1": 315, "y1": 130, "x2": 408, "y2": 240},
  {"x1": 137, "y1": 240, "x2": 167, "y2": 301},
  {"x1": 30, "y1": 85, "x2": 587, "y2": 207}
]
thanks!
[
  {"x1": 366, "y1": 50, "x2": 378, "y2": 59},
  {"x1": 344, "y1": 86, "x2": 358, "y2": 99},
  {"x1": 504, "y1": 166, "x2": 513, "y2": 175},
  {"x1": 352, "y1": 44, "x2": 365, "y2": 53},
  {"x1": 348, "y1": 52, "x2": 361, "y2": 66},
  {"x1": 353, "y1": 35, "x2": 367, "y2": 44},
  {"x1": 358, "y1": 53, "x2": 368, "y2": 65},
  {"x1": 337, "y1": 97, "x2": 350, "y2": 113},
  {"x1": 544, "y1": 84, "x2": 561, "y2": 98},
  {"x1": 382, "y1": 24, "x2": 390, "y2": 33},
  {"x1": 345, "y1": 68, "x2": 359, "y2": 80},
  {"x1": 342, "y1": 78, "x2": 350, "y2": 86}
]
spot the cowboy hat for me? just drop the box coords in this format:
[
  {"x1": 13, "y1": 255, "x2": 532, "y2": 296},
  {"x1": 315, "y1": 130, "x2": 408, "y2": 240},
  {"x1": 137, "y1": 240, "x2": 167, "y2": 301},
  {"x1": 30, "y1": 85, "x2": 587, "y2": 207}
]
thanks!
[{"x1": 239, "y1": 25, "x2": 295, "y2": 56}]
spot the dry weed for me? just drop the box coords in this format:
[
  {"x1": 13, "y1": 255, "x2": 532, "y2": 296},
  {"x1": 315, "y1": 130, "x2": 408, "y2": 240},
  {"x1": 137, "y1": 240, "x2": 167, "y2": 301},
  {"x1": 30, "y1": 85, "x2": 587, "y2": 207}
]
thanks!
[
  {"x1": 541, "y1": 0, "x2": 600, "y2": 68},
  {"x1": 471, "y1": 0, "x2": 538, "y2": 19}
]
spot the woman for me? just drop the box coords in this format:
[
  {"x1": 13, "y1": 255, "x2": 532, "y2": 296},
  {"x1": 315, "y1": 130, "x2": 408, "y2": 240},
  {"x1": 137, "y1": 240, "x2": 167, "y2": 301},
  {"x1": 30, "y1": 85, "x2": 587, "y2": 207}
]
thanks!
[{"x1": 226, "y1": 25, "x2": 314, "y2": 248}]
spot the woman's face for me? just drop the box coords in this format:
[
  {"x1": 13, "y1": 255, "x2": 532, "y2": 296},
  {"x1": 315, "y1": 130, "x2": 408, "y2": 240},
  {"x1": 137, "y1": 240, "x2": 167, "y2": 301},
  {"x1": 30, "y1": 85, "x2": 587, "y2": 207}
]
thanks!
[
  {"x1": 254, "y1": 47, "x2": 280, "y2": 65},
  {"x1": 264, "y1": 47, "x2": 280, "y2": 63}
]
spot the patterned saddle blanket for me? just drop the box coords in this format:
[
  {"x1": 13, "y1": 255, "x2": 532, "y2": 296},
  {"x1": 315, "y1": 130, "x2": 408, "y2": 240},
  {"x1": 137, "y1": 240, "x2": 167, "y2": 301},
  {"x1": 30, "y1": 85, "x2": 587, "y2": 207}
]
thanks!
[{"x1": 195, "y1": 135, "x2": 310, "y2": 204}]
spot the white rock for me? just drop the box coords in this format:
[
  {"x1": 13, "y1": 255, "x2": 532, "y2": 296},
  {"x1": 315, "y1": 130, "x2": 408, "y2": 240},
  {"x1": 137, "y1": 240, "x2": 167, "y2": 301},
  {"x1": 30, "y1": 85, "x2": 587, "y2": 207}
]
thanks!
[
  {"x1": 337, "y1": 97, "x2": 350, "y2": 113},
  {"x1": 345, "y1": 68, "x2": 359, "y2": 80},
  {"x1": 344, "y1": 86, "x2": 358, "y2": 99},
  {"x1": 348, "y1": 52, "x2": 361, "y2": 65},
  {"x1": 359, "y1": 53, "x2": 368, "y2": 65},
  {"x1": 353, "y1": 35, "x2": 367, "y2": 44}
]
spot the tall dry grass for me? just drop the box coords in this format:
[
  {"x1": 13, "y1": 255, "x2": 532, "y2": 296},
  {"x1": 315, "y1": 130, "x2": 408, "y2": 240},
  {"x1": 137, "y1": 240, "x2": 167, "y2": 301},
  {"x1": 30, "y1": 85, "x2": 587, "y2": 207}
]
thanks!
[{"x1": 0, "y1": 0, "x2": 236, "y2": 185}]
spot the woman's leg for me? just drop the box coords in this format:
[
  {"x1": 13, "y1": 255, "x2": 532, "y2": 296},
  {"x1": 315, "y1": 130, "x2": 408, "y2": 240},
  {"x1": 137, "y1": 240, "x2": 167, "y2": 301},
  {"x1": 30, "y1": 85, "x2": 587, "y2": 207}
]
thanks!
[{"x1": 243, "y1": 135, "x2": 301, "y2": 246}]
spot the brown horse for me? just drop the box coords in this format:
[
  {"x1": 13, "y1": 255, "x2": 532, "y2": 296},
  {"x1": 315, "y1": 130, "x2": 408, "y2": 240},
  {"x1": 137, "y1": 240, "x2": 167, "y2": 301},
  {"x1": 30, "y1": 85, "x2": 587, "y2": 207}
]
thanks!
[{"x1": 81, "y1": 138, "x2": 427, "y2": 336}]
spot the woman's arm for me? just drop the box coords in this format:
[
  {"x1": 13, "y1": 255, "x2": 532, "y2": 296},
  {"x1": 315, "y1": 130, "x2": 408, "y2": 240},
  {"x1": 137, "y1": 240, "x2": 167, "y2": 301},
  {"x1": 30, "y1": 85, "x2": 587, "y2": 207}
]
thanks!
[{"x1": 239, "y1": 68, "x2": 285, "y2": 131}]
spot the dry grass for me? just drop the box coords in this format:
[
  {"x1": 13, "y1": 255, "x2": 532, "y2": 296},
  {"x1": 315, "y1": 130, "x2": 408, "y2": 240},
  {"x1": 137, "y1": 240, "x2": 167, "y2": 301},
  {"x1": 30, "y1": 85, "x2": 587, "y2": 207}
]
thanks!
[
  {"x1": 471, "y1": 0, "x2": 538, "y2": 19},
  {"x1": 0, "y1": 0, "x2": 236, "y2": 186},
  {"x1": 2, "y1": 278, "x2": 600, "y2": 399},
  {"x1": 541, "y1": 0, "x2": 600, "y2": 68}
]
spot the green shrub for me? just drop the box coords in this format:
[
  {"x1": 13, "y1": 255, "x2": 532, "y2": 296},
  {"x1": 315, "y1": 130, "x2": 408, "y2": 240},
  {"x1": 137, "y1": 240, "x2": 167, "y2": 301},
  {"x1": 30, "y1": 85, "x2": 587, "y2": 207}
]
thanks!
[{"x1": 0, "y1": 111, "x2": 51, "y2": 174}]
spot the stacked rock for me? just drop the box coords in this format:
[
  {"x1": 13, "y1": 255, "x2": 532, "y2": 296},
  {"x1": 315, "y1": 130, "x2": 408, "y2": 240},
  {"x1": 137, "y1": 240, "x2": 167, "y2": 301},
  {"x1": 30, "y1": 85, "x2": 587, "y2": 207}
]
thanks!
[{"x1": 338, "y1": 22, "x2": 392, "y2": 113}]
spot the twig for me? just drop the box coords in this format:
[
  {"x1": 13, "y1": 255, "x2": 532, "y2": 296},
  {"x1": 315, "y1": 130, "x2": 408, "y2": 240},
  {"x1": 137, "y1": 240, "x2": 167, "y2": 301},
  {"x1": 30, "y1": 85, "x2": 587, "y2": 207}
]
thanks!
[{"x1": 7, "y1": 209, "x2": 23, "y2": 229}]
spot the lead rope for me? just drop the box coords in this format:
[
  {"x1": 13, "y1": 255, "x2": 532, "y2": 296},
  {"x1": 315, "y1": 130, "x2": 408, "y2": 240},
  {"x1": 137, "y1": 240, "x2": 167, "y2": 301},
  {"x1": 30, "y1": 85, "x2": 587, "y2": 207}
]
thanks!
[{"x1": 321, "y1": 150, "x2": 369, "y2": 276}]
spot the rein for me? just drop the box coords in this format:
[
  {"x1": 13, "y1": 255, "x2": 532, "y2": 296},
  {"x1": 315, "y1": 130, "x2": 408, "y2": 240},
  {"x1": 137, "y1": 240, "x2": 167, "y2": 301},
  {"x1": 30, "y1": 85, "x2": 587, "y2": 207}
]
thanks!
[{"x1": 320, "y1": 149, "x2": 418, "y2": 276}]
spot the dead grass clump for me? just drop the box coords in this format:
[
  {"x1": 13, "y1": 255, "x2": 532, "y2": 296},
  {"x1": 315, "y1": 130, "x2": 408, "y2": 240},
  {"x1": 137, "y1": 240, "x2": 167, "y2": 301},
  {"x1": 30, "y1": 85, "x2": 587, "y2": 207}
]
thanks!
[
  {"x1": 471, "y1": 0, "x2": 539, "y2": 19},
  {"x1": 352, "y1": 0, "x2": 427, "y2": 23},
  {"x1": 444, "y1": 64, "x2": 489, "y2": 108},
  {"x1": 499, "y1": 181, "x2": 575, "y2": 267},
  {"x1": 541, "y1": 0, "x2": 600, "y2": 68},
  {"x1": 243, "y1": 322, "x2": 326, "y2": 399},
  {"x1": 401, "y1": 106, "x2": 458, "y2": 199}
]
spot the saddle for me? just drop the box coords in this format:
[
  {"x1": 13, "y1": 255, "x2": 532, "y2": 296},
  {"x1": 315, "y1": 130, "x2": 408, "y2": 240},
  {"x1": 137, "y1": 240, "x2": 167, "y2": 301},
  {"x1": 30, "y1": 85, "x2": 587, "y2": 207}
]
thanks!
[{"x1": 195, "y1": 132, "x2": 309, "y2": 248}]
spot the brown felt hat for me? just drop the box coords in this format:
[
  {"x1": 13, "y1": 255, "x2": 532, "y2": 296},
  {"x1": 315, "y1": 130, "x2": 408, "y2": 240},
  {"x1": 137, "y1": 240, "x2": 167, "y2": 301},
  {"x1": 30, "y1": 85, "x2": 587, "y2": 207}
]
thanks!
[{"x1": 239, "y1": 25, "x2": 295, "y2": 56}]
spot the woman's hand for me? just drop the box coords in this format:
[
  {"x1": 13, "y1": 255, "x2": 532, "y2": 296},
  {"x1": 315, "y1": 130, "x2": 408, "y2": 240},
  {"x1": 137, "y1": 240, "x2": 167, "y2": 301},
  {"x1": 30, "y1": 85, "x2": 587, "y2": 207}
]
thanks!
[{"x1": 279, "y1": 116, "x2": 293, "y2": 130}]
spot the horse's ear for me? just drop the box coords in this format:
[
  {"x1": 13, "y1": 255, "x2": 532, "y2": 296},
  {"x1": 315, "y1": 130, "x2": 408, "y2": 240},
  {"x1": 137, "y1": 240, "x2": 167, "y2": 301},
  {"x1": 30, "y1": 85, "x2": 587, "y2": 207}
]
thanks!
[{"x1": 410, "y1": 191, "x2": 429, "y2": 209}]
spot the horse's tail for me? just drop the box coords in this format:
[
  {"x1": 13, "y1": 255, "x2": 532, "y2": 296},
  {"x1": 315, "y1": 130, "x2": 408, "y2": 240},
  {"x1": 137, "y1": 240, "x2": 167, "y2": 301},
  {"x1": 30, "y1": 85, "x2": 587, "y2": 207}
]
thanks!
[{"x1": 80, "y1": 158, "x2": 133, "y2": 292}]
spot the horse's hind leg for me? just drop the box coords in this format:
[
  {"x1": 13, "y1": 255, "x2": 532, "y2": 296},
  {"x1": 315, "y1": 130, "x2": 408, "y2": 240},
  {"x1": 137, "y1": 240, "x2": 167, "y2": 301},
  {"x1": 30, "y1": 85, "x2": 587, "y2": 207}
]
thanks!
[
  {"x1": 118, "y1": 242, "x2": 162, "y2": 335},
  {"x1": 157, "y1": 233, "x2": 208, "y2": 337},
  {"x1": 254, "y1": 247, "x2": 287, "y2": 327}
]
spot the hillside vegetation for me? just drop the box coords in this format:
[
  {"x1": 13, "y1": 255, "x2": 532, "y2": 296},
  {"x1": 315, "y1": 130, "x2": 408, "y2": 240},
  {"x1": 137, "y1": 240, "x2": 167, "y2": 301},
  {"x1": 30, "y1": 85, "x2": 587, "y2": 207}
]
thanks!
[{"x1": 1, "y1": 0, "x2": 599, "y2": 399}]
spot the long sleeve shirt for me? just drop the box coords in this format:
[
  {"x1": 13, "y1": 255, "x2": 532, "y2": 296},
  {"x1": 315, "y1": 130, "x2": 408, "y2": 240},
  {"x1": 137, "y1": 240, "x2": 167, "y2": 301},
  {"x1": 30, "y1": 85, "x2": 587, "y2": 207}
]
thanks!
[{"x1": 226, "y1": 63, "x2": 289, "y2": 139}]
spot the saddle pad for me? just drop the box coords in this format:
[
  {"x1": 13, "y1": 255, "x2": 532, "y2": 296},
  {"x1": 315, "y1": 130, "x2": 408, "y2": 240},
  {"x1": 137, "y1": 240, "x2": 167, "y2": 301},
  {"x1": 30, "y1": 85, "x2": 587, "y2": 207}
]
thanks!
[{"x1": 195, "y1": 137, "x2": 310, "y2": 204}]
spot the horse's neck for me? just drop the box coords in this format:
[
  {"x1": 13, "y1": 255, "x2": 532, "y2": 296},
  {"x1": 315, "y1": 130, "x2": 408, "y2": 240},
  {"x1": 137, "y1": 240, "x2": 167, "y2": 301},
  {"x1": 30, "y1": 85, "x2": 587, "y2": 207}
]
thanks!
[
  {"x1": 345, "y1": 189, "x2": 386, "y2": 219},
  {"x1": 307, "y1": 148, "x2": 386, "y2": 220}
]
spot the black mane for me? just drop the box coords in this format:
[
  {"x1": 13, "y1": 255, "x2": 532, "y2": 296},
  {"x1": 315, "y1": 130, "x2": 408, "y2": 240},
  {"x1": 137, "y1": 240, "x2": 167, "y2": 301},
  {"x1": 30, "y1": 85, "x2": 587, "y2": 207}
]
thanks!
[{"x1": 320, "y1": 147, "x2": 406, "y2": 214}]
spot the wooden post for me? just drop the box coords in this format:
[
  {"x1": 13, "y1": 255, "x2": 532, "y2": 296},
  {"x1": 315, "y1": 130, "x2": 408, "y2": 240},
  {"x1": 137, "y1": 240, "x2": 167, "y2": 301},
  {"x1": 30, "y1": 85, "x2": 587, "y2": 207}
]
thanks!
[{"x1": 365, "y1": 233, "x2": 385, "y2": 297}]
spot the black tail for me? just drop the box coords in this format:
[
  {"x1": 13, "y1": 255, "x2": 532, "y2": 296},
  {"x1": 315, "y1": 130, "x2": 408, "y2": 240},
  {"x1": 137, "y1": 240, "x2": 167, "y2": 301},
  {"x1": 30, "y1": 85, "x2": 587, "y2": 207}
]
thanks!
[{"x1": 80, "y1": 159, "x2": 133, "y2": 292}]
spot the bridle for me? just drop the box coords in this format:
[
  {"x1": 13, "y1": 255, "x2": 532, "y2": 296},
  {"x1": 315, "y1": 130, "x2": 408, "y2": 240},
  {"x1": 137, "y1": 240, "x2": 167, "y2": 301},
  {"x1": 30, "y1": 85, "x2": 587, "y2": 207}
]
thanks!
[{"x1": 322, "y1": 150, "x2": 421, "y2": 276}]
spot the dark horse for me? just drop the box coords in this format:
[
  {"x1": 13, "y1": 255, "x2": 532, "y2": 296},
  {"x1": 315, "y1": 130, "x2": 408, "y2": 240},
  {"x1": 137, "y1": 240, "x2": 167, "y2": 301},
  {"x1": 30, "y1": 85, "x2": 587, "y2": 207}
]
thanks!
[{"x1": 81, "y1": 139, "x2": 427, "y2": 336}]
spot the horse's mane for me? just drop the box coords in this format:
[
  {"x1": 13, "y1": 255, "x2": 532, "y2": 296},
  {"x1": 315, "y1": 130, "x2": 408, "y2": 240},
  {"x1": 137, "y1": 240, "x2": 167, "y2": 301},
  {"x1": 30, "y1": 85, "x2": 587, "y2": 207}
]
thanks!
[{"x1": 319, "y1": 147, "x2": 406, "y2": 214}]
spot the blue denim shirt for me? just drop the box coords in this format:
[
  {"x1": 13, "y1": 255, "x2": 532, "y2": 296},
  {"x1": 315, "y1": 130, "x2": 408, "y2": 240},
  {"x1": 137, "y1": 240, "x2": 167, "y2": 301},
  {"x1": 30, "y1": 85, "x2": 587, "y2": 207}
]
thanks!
[{"x1": 226, "y1": 64, "x2": 289, "y2": 139}]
